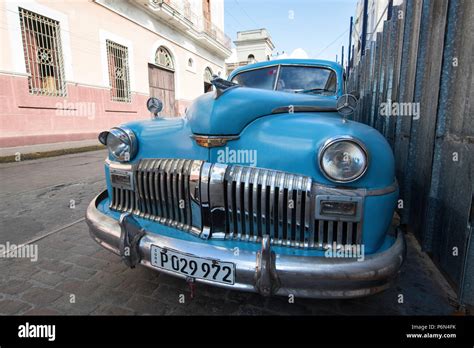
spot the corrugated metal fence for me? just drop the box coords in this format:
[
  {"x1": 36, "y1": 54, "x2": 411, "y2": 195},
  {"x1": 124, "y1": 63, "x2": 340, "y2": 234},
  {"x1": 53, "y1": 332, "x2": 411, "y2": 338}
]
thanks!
[{"x1": 348, "y1": 0, "x2": 473, "y2": 306}]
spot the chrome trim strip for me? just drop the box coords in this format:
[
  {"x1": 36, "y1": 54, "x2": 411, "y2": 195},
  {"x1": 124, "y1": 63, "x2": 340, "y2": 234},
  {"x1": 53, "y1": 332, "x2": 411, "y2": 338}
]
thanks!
[
  {"x1": 366, "y1": 180, "x2": 398, "y2": 196},
  {"x1": 200, "y1": 162, "x2": 212, "y2": 239},
  {"x1": 209, "y1": 163, "x2": 228, "y2": 236}
]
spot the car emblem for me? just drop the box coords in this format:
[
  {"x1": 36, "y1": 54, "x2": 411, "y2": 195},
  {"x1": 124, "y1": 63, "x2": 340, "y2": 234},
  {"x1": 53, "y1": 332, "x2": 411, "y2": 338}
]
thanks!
[
  {"x1": 191, "y1": 135, "x2": 239, "y2": 148},
  {"x1": 336, "y1": 94, "x2": 358, "y2": 116}
]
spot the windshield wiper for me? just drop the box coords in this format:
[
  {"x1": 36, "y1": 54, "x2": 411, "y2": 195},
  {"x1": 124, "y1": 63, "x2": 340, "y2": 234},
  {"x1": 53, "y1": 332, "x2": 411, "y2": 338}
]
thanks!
[{"x1": 294, "y1": 88, "x2": 333, "y2": 94}]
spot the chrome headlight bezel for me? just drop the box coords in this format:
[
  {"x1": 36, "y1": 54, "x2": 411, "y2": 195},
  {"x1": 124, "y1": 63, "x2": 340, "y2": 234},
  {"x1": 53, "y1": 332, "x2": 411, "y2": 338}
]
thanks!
[
  {"x1": 104, "y1": 127, "x2": 138, "y2": 162},
  {"x1": 318, "y1": 136, "x2": 369, "y2": 183}
]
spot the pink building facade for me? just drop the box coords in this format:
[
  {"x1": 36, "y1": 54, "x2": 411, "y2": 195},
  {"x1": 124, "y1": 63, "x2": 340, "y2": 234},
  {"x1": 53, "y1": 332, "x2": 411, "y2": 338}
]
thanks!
[{"x1": 0, "y1": 0, "x2": 231, "y2": 148}]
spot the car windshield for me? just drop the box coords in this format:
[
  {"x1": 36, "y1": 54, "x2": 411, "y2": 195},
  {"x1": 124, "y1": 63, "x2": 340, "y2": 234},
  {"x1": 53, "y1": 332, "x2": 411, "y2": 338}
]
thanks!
[{"x1": 231, "y1": 65, "x2": 337, "y2": 95}]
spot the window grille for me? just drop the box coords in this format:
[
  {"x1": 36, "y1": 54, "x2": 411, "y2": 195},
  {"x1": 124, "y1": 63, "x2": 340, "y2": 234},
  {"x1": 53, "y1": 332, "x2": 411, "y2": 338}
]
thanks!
[
  {"x1": 155, "y1": 46, "x2": 174, "y2": 70},
  {"x1": 106, "y1": 40, "x2": 131, "y2": 103},
  {"x1": 19, "y1": 8, "x2": 66, "y2": 96}
]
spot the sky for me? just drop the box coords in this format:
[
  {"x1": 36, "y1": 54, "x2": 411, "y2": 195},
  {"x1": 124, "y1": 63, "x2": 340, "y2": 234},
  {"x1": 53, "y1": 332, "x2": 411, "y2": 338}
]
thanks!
[{"x1": 224, "y1": 0, "x2": 358, "y2": 66}]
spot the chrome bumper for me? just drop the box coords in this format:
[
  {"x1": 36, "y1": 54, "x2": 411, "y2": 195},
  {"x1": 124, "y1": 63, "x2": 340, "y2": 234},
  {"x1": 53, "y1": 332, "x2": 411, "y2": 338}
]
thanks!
[{"x1": 86, "y1": 190, "x2": 406, "y2": 299}]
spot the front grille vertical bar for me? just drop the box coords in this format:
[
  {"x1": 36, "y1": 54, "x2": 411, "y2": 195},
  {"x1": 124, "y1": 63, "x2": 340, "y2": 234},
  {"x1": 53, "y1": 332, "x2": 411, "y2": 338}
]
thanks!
[
  {"x1": 225, "y1": 166, "x2": 235, "y2": 237},
  {"x1": 294, "y1": 176, "x2": 303, "y2": 246},
  {"x1": 165, "y1": 159, "x2": 174, "y2": 224},
  {"x1": 268, "y1": 171, "x2": 277, "y2": 241},
  {"x1": 303, "y1": 178, "x2": 312, "y2": 247},
  {"x1": 327, "y1": 221, "x2": 334, "y2": 248},
  {"x1": 285, "y1": 175, "x2": 294, "y2": 246},
  {"x1": 243, "y1": 167, "x2": 252, "y2": 240},
  {"x1": 170, "y1": 160, "x2": 179, "y2": 225},
  {"x1": 171, "y1": 160, "x2": 182, "y2": 227},
  {"x1": 234, "y1": 166, "x2": 244, "y2": 239},
  {"x1": 184, "y1": 160, "x2": 193, "y2": 228},
  {"x1": 130, "y1": 191, "x2": 135, "y2": 212},
  {"x1": 277, "y1": 173, "x2": 286, "y2": 243},
  {"x1": 347, "y1": 222, "x2": 353, "y2": 245},
  {"x1": 154, "y1": 159, "x2": 162, "y2": 218},
  {"x1": 155, "y1": 160, "x2": 166, "y2": 222},
  {"x1": 356, "y1": 223, "x2": 363, "y2": 245},
  {"x1": 259, "y1": 170, "x2": 268, "y2": 238},
  {"x1": 250, "y1": 168, "x2": 259, "y2": 240},
  {"x1": 142, "y1": 160, "x2": 151, "y2": 219},
  {"x1": 136, "y1": 161, "x2": 144, "y2": 217},
  {"x1": 189, "y1": 160, "x2": 203, "y2": 235},
  {"x1": 124, "y1": 188, "x2": 129, "y2": 212},
  {"x1": 148, "y1": 160, "x2": 157, "y2": 217},
  {"x1": 111, "y1": 187, "x2": 117, "y2": 209},
  {"x1": 160, "y1": 159, "x2": 169, "y2": 223},
  {"x1": 199, "y1": 162, "x2": 212, "y2": 239},
  {"x1": 337, "y1": 221, "x2": 343, "y2": 246},
  {"x1": 176, "y1": 160, "x2": 185, "y2": 228},
  {"x1": 318, "y1": 220, "x2": 324, "y2": 248}
]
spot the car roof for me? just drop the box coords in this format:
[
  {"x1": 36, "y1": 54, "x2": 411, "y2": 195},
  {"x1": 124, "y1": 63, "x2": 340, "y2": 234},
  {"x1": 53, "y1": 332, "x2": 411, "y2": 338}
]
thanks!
[{"x1": 228, "y1": 59, "x2": 344, "y2": 79}]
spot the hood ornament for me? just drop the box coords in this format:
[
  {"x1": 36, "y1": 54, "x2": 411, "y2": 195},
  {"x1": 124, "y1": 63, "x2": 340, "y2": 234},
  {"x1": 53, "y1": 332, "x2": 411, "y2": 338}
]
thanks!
[
  {"x1": 336, "y1": 94, "x2": 358, "y2": 122},
  {"x1": 190, "y1": 135, "x2": 239, "y2": 148},
  {"x1": 211, "y1": 76, "x2": 239, "y2": 99}
]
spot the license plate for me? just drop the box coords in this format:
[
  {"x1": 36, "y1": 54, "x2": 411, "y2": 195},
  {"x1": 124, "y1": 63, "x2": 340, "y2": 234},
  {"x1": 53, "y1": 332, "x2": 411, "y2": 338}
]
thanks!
[
  {"x1": 110, "y1": 169, "x2": 134, "y2": 190},
  {"x1": 150, "y1": 245, "x2": 235, "y2": 285}
]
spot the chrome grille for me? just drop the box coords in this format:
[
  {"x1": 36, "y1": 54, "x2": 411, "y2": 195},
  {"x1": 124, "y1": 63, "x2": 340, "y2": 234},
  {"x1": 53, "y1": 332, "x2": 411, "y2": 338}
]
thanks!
[
  {"x1": 109, "y1": 159, "x2": 363, "y2": 249},
  {"x1": 223, "y1": 166, "x2": 313, "y2": 247},
  {"x1": 110, "y1": 187, "x2": 136, "y2": 213}
]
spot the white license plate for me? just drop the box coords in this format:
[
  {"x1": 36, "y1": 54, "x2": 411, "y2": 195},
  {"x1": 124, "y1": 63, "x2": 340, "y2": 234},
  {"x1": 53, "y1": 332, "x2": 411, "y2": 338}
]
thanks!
[{"x1": 150, "y1": 245, "x2": 235, "y2": 285}]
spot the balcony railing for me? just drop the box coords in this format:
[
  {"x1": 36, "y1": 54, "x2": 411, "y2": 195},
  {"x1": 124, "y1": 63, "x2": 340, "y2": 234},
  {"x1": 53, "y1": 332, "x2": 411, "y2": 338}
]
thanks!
[{"x1": 151, "y1": 0, "x2": 231, "y2": 51}]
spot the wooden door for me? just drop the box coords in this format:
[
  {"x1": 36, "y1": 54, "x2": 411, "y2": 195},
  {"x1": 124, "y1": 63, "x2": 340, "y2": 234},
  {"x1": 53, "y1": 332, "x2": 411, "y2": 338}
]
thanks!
[{"x1": 148, "y1": 63, "x2": 176, "y2": 116}]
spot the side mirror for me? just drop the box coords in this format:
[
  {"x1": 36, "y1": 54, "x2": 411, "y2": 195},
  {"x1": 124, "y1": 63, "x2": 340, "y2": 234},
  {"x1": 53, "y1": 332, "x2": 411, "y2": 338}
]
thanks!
[
  {"x1": 147, "y1": 97, "x2": 163, "y2": 118},
  {"x1": 98, "y1": 131, "x2": 109, "y2": 145}
]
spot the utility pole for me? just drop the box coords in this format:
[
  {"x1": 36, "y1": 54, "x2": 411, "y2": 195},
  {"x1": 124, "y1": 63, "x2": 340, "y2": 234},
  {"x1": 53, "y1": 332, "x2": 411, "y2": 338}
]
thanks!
[
  {"x1": 361, "y1": 0, "x2": 368, "y2": 56},
  {"x1": 347, "y1": 16, "x2": 353, "y2": 74},
  {"x1": 341, "y1": 45, "x2": 344, "y2": 68},
  {"x1": 387, "y1": 0, "x2": 394, "y2": 20}
]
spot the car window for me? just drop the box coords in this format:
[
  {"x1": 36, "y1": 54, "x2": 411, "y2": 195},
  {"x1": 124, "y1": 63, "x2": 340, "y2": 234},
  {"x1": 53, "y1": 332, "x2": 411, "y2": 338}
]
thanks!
[
  {"x1": 277, "y1": 66, "x2": 337, "y2": 94},
  {"x1": 230, "y1": 66, "x2": 278, "y2": 90},
  {"x1": 231, "y1": 65, "x2": 337, "y2": 95}
]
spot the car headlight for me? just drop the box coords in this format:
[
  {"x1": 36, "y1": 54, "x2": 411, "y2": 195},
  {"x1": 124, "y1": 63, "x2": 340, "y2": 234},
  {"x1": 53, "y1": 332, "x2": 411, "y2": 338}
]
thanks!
[
  {"x1": 99, "y1": 127, "x2": 138, "y2": 162},
  {"x1": 318, "y1": 137, "x2": 368, "y2": 183}
]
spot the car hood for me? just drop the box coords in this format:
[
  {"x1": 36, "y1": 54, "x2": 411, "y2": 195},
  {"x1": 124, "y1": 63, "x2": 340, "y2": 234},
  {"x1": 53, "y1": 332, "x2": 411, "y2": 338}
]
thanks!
[{"x1": 186, "y1": 87, "x2": 338, "y2": 135}]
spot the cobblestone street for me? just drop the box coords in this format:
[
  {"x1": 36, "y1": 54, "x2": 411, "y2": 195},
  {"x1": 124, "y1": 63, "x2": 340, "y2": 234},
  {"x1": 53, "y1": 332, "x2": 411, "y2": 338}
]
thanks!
[{"x1": 0, "y1": 151, "x2": 457, "y2": 315}]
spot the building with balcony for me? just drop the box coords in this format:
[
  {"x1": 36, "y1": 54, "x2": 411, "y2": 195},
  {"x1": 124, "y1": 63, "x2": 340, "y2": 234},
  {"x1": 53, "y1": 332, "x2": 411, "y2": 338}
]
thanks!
[
  {"x1": 225, "y1": 28, "x2": 275, "y2": 77},
  {"x1": 0, "y1": 0, "x2": 231, "y2": 148}
]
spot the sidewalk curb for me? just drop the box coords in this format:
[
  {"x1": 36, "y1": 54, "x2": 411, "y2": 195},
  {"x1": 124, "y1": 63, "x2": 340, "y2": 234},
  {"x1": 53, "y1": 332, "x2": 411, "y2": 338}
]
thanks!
[{"x1": 0, "y1": 145, "x2": 106, "y2": 163}]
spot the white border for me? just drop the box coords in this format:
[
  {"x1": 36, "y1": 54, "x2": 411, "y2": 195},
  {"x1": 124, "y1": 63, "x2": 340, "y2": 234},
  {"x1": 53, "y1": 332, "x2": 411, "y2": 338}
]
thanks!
[{"x1": 6, "y1": 0, "x2": 74, "y2": 80}]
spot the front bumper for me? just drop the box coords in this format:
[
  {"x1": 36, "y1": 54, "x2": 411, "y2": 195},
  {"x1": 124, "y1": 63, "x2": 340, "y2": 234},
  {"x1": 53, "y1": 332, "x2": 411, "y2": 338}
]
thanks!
[{"x1": 86, "y1": 190, "x2": 406, "y2": 299}]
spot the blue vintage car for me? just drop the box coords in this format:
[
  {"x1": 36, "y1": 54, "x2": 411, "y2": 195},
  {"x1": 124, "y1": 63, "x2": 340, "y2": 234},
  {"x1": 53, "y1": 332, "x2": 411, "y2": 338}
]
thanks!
[{"x1": 86, "y1": 59, "x2": 406, "y2": 298}]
